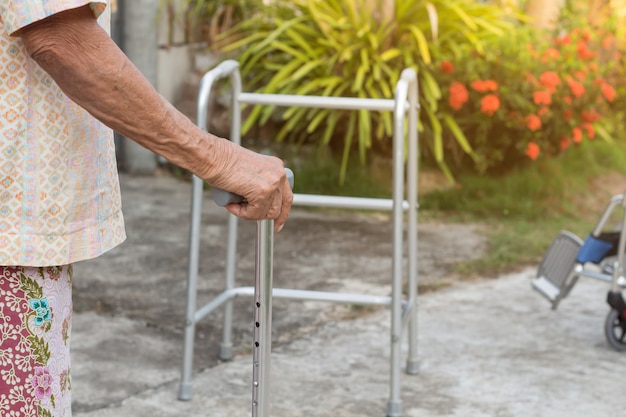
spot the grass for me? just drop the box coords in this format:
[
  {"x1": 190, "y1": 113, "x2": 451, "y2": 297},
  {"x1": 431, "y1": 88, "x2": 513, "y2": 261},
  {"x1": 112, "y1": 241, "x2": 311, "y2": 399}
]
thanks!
[
  {"x1": 421, "y1": 139, "x2": 626, "y2": 277},
  {"x1": 289, "y1": 139, "x2": 626, "y2": 278}
]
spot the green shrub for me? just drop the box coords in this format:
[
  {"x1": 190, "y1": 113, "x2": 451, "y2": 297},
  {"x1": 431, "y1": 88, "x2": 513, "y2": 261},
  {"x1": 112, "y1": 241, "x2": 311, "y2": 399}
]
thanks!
[{"x1": 217, "y1": 0, "x2": 521, "y2": 183}]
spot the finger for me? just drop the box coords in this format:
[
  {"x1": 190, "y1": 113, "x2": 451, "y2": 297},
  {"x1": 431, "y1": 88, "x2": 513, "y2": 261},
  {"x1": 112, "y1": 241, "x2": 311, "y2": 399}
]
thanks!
[
  {"x1": 265, "y1": 190, "x2": 283, "y2": 220},
  {"x1": 274, "y1": 189, "x2": 294, "y2": 232},
  {"x1": 225, "y1": 193, "x2": 272, "y2": 220}
]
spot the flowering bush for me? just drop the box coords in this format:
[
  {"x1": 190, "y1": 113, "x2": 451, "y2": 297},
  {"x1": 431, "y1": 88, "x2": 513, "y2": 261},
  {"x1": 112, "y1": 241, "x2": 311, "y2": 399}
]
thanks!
[{"x1": 433, "y1": 24, "x2": 619, "y2": 173}]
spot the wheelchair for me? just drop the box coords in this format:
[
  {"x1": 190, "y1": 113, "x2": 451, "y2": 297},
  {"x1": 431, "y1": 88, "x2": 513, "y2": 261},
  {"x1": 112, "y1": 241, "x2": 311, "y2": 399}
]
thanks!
[{"x1": 532, "y1": 192, "x2": 626, "y2": 351}]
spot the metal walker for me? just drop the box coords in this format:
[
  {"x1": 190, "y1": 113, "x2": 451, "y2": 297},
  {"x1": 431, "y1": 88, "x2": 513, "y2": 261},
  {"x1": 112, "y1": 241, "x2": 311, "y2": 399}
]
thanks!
[
  {"x1": 532, "y1": 191, "x2": 626, "y2": 351},
  {"x1": 178, "y1": 60, "x2": 420, "y2": 417}
]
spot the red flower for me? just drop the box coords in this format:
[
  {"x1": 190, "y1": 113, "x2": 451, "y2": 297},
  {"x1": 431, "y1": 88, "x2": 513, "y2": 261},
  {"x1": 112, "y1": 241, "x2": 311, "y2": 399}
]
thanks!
[
  {"x1": 526, "y1": 114, "x2": 542, "y2": 131},
  {"x1": 533, "y1": 91, "x2": 551, "y2": 106},
  {"x1": 566, "y1": 77, "x2": 585, "y2": 98},
  {"x1": 471, "y1": 79, "x2": 498, "y2": 93},
  {"x1": 572, "y1": 127, "x2": 583, "y2": 143},
  {"x1": 448, "y1": 82, "x2": 469, "y2": 110},
  {"x1": 602, "y1": 83, "x2": 616, "y2": 102},
  {"x1": 560, "y1": 137, "x2": 571, "y2": 151},
  {"x1": 480, "y1": 94, "x2": 500, "y2": 116},
  {"x1": 525, "y1": 142, "x2": 540, "y2": 160},
  {"x1": 440, "y1": 61, "x2": 455, "y2": 74}
]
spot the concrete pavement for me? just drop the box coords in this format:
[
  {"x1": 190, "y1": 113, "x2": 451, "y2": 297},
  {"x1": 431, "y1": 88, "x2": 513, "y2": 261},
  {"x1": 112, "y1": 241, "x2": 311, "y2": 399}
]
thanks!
[{"x1": 70, "y1": 173, "x2": 626, "y2": 417}]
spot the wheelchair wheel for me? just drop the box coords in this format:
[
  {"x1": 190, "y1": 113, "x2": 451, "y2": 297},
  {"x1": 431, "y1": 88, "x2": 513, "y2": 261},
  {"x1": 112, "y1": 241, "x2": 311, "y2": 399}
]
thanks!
[{"x1": 604, "y1": 308, "x2": 626, "y2": 351}]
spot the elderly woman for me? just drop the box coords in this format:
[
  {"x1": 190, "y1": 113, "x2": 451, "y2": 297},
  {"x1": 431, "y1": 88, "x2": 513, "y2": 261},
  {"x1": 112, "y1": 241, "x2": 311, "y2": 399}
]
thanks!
[{"x1": 0, "y1": 2, "x2": 293, "y2": 416}]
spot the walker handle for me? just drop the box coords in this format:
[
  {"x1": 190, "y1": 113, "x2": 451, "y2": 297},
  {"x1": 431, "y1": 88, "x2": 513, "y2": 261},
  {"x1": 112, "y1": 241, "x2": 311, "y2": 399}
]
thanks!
[{"x1": 213, "y1": 168, "x2": 294, "y2": 207}]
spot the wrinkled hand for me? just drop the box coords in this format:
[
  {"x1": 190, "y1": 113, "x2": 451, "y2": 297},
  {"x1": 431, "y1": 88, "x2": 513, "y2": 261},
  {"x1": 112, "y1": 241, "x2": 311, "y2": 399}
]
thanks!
[{"x1": 203, "y1": 138, "x2": 294, "y2": 231}]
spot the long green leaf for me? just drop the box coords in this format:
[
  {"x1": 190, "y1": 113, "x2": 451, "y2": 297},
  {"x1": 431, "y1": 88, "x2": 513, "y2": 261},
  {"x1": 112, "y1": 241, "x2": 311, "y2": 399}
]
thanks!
[
  {"x1": 307, "y1": 109, "x2": 331, "y2": 133},
  {"x1": 321, "y1": 112, "x2": 341, "y2": 145},
  {"x1": 340, "y1": 112, "x2": 357, "y2": 185},
  {"x1": 352, "y1": 64, "x2": 366, "y2": 93},
  {"x1": 408, "y1": 26, "x2": 432, "y2": 64},
  {"x1": 242, "y1": 105, "x2": 264, "y2": 135},
  {"x1": 447, "y1": 3, "x2": 478, "y2": 31},
  {"x1": 595, "y1": 124, "x2": 614, "y2": 143},
  {"x1": 281, "y1": 59, "x2": 324, "y2": 87},
  {"x1": 442, "y1": 113, "x2": 473, "y2": 154},
  {"x1": 380, "y1": 48, "x2": 402, "y2": 62},
  {"x1": 424, "y1": 106, "x2": 443, "y2": 162},
  {"x1": 358, "y1": 108, "x2": 372, "y2": 164},
  {"x1": 272, "y1": 41, "x2": 311, "y2": 63}
]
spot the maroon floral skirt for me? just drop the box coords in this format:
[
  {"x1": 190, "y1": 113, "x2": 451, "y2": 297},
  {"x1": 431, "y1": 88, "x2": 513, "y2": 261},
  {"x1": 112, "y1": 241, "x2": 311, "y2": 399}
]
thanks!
[{"x1": 0, "y1": 265, "x2": 72, "y2": 417}]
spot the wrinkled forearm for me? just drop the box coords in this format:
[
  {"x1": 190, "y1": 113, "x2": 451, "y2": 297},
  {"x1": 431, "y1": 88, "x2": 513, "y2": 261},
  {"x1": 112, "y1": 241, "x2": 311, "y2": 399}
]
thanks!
[
  {"x1": 18, "y1": 5, "x2": 230, "y2": 182},
  {"x1": 17, "y1": 6, "x2": 293, "y2": 229}
]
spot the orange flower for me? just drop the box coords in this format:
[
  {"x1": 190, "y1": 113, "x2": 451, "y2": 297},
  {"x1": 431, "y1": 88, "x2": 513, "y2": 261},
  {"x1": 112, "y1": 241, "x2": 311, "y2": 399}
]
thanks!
[
  {"x1": 440, "y1": 61, "x2": 455, "y2": 74},
  {"x1": 525, "y1": 142, "x2": 540, "y2": 160},
  {"x1": 526, "y1": 114, "x2": 542, "y2": 131},
  {"x1": 537, "y1": 106, "x2": 549, "y2": 117},
  {"x1": 480, "y1": 94, "x2": 500, "y2": 116},
  {"x1": 533, "y1": 91, "x2": 551, "y2": 106},
  {"x1": 542, "y1": 48, "x2": 560, "y2": 62},
  {"x1": 581, "y1": 110, "x2": 600, "y2": 123},
  {"x1": 484, "y1": 80, "x2": 498, "y2": 91},
  {"x1": 539, "y1": 71, "x2": 560, "y2": 90},
  {"x1": 566, "y1": 77, "x2": 585, "y2": 98},
  {"x1": 572, "y1": 127, "x2": 583, "y2": 143},
  {"x1": 471, "y1": 79, "x2": 498, "y2": 93},
  {"x1": 560, "y1": 137, "x2": 571, "y2": 151},
  {"x1": 555, "y1": 33, "x2": 571, "y2": 45},
  {"x1": 581, "y1": 123, "x2": 595, "y2": 139},
  {"x1": 602, "y1": 83, "x2": 616, "y2": 102},
  {"x1": 577, "y1": 40, "x2": 595, "y2": 60},
  {"x1": 448, "y1": 81, "x2": 469, "y2": 110}
]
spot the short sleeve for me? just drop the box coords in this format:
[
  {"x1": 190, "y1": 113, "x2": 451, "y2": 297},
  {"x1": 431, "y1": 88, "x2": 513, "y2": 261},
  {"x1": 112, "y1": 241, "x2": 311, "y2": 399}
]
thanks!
[{"x1": 0, "y1": 0, "x2": 108, "y2": 35}]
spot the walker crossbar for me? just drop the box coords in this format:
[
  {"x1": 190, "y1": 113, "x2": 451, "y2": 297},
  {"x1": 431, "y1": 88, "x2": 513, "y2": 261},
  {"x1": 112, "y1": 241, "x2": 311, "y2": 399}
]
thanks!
[
  {"x1": 194, "y1": 286, "x2": 406, "y2": 324},
  {"x1": 179, "y1": 60, "x2": 420, "y2": 417},
  {"x1": 294, "y1": 194, "x2": 412, "y2": 211},
  {"x1": 238, "y1": 92, "x2": 403, "y2": 111}
]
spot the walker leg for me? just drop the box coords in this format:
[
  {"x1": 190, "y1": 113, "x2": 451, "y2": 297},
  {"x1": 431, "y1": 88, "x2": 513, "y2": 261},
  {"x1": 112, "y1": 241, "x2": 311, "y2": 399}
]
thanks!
[
  {"x1": 220, "y1": 214, "x2": 239, "y2": 360},
  {"x1": 178, "y1": 175, "x2": 205, "y2": 401}
]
